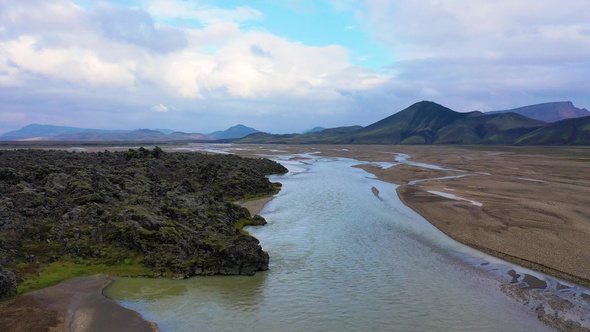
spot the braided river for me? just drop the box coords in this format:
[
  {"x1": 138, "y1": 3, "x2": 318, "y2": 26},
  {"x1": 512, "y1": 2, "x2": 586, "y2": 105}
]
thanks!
[{"x1": 105, "y1": 153, "x2": 560, "y2": 331}]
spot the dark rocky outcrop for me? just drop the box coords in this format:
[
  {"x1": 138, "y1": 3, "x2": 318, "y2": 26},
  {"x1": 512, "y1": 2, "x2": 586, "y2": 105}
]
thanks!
[
  {"x1": 0, "y1": 268, "x2": 17, "y2": 301},
  {"x1": 0, "y1": 148, "x2": 287, "y2": 291}
]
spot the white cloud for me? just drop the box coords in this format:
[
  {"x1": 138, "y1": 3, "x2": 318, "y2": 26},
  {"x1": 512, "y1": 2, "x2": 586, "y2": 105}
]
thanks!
[
  {"x1": 145, "y1": 0, "x2": 264, "y2": 25},
  {"x1": 360, "y1": 0, "x2": 590, "y2": 62},
  {"x1": 151, "y1": 104, "x2": 169, "y2": 113},
  {"x1": 1, "y1": 36, "x2": 136, "y2": 88},
  {"x1": 352, "y1": 0, "x2": 590, "y2": 111},
  {"x1": 0, "y1": 0, "x2": 386, "y2": 102}
]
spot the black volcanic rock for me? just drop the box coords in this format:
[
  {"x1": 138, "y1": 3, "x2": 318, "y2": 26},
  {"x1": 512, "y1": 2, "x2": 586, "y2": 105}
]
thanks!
[
  {"x1": 0, "y1": 148, "x2": 288, "y2": 288},
  {"x1": 0, "y1": 268, "x2": 17, "y2": 301}
]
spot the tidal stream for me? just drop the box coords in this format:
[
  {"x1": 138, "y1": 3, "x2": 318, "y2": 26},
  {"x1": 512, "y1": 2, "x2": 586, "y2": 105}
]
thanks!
[{"x1": 105, "y1": 154, "x2": 555, "y2": 331}]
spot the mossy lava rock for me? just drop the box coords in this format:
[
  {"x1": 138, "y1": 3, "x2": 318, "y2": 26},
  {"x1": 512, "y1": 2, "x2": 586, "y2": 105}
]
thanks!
[{"x1": 0, "y1": 148, "x2": 287, "y2": 285}]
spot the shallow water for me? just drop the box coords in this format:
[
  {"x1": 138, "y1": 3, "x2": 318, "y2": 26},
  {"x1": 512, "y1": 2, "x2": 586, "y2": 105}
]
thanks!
[{"x1": 105, "y1": 155, "x2": 552, "y2": 331}]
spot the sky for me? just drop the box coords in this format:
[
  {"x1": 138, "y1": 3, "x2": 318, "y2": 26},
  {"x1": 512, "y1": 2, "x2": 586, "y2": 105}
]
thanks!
[{"x1": 1, "y1": 0, "x2": 589, "y2": 134}]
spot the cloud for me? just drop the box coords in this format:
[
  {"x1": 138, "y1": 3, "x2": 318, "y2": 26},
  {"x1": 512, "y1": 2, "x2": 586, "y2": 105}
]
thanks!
[
  {"x1": 88, "y1": 4, "x2": 188, "y2": 54},
  {"x1": 144, "y1": 0, "x2": 264, "y2": 26},
  {"x1": 151, "y1": 104, "x2": 169, "y2": 113},
  {"x1": 1, "y1": 0, "x2": 588, "y2": 135},
  {"x1": 352, "y1": 0, "x2": 590, "y2": 111},
  {"x1": 0, "y1": 0, "x2": 390, "y2": 133}
]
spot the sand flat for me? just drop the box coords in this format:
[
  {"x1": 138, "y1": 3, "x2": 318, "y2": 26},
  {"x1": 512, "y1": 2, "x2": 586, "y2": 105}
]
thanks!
[
  {"x1": 228, "y1": 144, "x2": 590, "y2": 287},
  {"x1": 0, "y1": 275, "x2": 158, "y2": 332}
]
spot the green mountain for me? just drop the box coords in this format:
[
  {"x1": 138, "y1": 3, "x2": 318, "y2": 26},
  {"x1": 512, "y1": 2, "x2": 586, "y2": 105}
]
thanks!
[
  {"x1": 515, "y1": 116, "x2": 590, "y2": 145},
  {"x1": 235, "y1": 126, "x2": 363, "y2": 144},
  {"x1": 338, "y1": 101, "x2": 469, "y2": 144},
  {"x1": 435, "y1": 112, "x2": 545, "y2": 144},
  {"x1": 234, "y1": 100, "x2": 590, "y2": 145}
]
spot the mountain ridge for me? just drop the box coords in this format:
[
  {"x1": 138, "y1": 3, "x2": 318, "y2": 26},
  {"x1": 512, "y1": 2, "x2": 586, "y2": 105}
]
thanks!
[
  {"x1": 234, "y1": 101, "x2": 590, "y2": 146},
  {"x1": 2, "y1": 101, "x2": 588, "y2": 145},
  {"x1": 488, "y1": 101, "x2": 589, "y2": 122}
]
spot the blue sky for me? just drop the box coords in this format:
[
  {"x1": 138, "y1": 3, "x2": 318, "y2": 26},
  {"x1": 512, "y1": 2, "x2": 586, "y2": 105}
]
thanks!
[{"x1": 0, "y1": 0, "x2": 589, "y2": 134}]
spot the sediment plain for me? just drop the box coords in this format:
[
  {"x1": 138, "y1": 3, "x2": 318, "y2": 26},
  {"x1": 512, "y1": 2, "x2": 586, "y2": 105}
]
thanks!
[{"x1": 1, "y1": 143, "x2": 589, "y2": 331}]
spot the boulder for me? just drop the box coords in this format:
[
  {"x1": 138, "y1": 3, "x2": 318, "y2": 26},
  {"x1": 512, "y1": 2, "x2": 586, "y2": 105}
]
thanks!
[{"x1": 0, "y1": 268, "x2": 18, "y2": 301}]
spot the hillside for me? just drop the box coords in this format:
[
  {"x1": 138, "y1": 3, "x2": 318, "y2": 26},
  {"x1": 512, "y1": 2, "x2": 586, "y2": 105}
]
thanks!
[
  {"x1": 209, "y1": 124, "x2": 260, "y2": 140},
  {"x1": 435, "y1": 112, "x2": 545, "y2": 144},
  {"x1": 233, "y1": 101, "x2": 590, "y2": 145},
  {"x1": 515, "y1": 116, "x2": 590, "y2": 145},
  {"x1": 0, "y1": 148, "x2": 287, "y2": 299},
  {"x1": 236, "y1": 126, "x2": 364, "y2": 144},
  {"x1": 488, "y1": 101, "x2": 589, "y2": 122},
  {"x1": 339, "y1": 101, "x2": 469, "y2": 144}
]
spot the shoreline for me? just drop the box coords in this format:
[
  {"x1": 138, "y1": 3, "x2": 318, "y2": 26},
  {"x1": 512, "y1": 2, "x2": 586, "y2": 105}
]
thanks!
[
  {"x1": 395, "y1": 184, "x2": 590, "y2": 287},
  {"x1": 0, "y1": 275, "x2": 158, "y2": 332},
  {"x1": 343, "y1": 145, "x2": 590, "y2": 289},
  {"x1": 224, "y1": 143, "x2": 590, "y2": 289},
  {"x1": 237, "y1": 195, "x2": 276, "y2": 216},
  {"x1": 3, "y1": 143, "x2": 589, "y2": 330}
]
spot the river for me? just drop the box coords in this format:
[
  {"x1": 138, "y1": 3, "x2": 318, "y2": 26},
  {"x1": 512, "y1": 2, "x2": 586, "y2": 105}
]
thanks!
[{"x1": 105, "y1": 153, "x2": 554, "y2": 331}]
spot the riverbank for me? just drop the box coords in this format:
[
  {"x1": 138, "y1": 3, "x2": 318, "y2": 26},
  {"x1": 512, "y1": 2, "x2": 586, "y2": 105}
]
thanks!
[
  {"x1": 224, "y1": 144, "x2": 590, "y2": 287},
  {"x1": 353, "y1": 145, "x2": 590, "y2": 288},
  {"x1": 0, "y1": 275, "x2": 158, "y2": 331},
  {"x1": 237, "y1": 195, "x2": 276, "y2": 216}
]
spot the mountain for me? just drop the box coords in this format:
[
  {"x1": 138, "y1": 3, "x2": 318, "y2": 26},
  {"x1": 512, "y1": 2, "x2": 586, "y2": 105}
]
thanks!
[
  {"x1": 236, "y1": 126, "x2": 364, "y2": 144},
  {"x1": 209, "y1": 124, "x2": 260, "y2": 140},
  {"x1": 338, "y1": 101, "x2": 470, "y2": 144},
  {"x1": 304, "y1": 127, "x2": 326, "y2": 133},
  {"x1": 435, "y1": 112, "x2": 545, "y2": 144},
  {"x1": 488, "y1": 101, "x2": 589, "y2": 122},
  {"x1": 0, "y1": 124, "x2": 126, "y2": 140},
  {"x1": 0, "y1": 124, "x2": 211, "y2": 141},
  {"x1": 233, "y1": 100, "x2": 590, "y2": 145},
  {"x1": 515, "y1": 116, "x2": 590, "y2": 145}
]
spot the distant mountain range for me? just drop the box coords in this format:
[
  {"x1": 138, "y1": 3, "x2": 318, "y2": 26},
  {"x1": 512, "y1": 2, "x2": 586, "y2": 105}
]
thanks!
[
  {"x1": 0, "y1": 124, "x2": 211, "y2": 141},
  {"x1": 487, "y1": 101, "x2": 589, "y2": 122},
  {"x1": 0, "y1": 124, "x2": 260, "y2": 141},
  {"x1": 234, "y1": 101, "x2": 590, "y2": 145},
  {"x1": 2, "y1": 101, "x2": 589, "y2": 145}
]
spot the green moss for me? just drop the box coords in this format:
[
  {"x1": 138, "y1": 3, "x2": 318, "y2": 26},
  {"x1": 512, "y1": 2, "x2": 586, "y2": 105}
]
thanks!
[{"x1": 16, "y1": 256, "x2": 152, "y2": 294}]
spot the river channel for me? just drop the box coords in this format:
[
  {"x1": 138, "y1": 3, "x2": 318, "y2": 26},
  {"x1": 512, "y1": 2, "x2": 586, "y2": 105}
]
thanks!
[{"x1": 105, "y1": 153, "x2": 553, "y2": 331}]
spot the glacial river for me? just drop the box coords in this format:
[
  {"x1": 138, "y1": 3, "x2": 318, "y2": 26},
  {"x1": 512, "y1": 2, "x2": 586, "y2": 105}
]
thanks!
[{"x1": 105, "y1": 154, "x2": 554, "y2": 331}]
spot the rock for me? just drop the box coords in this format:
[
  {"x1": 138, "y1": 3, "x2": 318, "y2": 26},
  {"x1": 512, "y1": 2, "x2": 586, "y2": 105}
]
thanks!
[
  {"x1": 250, "y1": 215, "x2": 268, "y2": 226},
  {"x1": 0, "y1": 268, "x2": 18, "y2": 301},
  {"x1": 218, "y1": 235, "x2": 269, "y2": 275}
]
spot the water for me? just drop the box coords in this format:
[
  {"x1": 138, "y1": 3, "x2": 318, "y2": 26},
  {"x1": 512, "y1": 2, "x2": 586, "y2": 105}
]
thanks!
[{"x1": 105, "y1": 156, "x2": 552, "y2": 331}]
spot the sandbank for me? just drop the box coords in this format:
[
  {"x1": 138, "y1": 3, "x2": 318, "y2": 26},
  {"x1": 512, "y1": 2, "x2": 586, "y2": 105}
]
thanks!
[
  {"x1": 228, "y1": 144, "x2": 590, "y2": 287},
  {"x1": 237, "y1": 195, "x2": 276, "y2": 216},
  {"x1": 0, "y1": 275, "x2": 158, "y2": 332}
]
